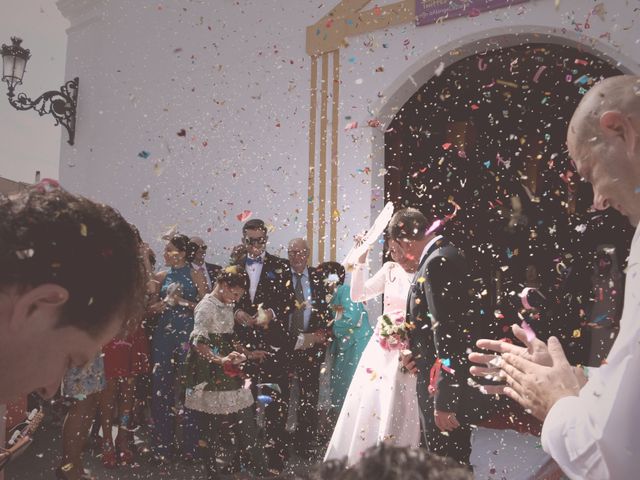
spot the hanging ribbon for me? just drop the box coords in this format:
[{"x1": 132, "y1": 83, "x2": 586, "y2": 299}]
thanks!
[
  {"x1": 424, "y1": 200, "x2": 460, "y2": 236},
  {"x1": 428, "y1": 358, "x2": 455, "y2": 396}
]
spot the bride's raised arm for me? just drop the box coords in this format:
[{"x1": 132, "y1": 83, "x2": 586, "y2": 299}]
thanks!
[{"x1": 350, "y1": 261, "x2": 390, "y2": 303}]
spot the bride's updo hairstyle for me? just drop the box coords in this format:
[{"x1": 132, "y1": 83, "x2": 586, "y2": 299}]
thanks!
[
  {"x1": 386, "y1": 208, "x2": 433, "y2": 241},
  {"x1": 0, "y1": 181, "x2": 146, "y2": 337}
]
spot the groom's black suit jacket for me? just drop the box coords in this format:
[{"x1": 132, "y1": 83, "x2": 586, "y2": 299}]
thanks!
[
  {"x1": 407, "y1": 237, "x2": 489, "y2": 420},
  {"x1": 234, "y1": 251, "x2": 296, "y2": 382}
]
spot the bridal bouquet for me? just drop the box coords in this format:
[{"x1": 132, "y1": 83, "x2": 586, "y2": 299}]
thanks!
[{"x1": 377, "y1": 310, "x2": 414, "y2": 351}]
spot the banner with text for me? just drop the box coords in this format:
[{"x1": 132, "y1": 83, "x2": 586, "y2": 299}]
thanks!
[{"x1": 416, "y1": 0, "x2": 530, "y2": 26}]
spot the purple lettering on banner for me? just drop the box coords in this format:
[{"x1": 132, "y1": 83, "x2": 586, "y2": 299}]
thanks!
[{"x1": 416, "y1": 0, "x2": 530, "y2": 26}]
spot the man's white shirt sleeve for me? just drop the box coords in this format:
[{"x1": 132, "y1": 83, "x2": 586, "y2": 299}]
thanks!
[{"x1": 541, "y1": 225, "x2": 640, "y2": 479}]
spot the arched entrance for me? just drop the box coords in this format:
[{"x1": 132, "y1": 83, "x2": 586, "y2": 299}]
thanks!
[{"x1": 381, "y1": 35, "x2": 632, "y2": 365}]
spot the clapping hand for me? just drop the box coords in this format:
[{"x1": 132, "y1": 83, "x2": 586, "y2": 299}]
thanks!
[
  {"x1": 499, "y1": 337, "x2": 581, "y2": 421},
  {"x1": 173, "y1": 295, "x2": 192, "y2": 308},
  {"x1": 221, "y1": 351, "x2": 246, "y2": 366},
  {"x1": 469, "y1": 324, "x2": 581, "y2": 421},
  {"x1": 163, "y1": 282, "x2": 184, "y2": 306},
  {"x1": 468, "y1": 324, "x2": 552, "y2": 395},
  {"x1": 255, "y1": 305, "x2": 274, "y2": 329},
  {"x1": 234, "y1": 310, "x2": 257, "y2": 327},
  {"x1": 247, "y1": 350, "x2": 270, "y2": 362}
]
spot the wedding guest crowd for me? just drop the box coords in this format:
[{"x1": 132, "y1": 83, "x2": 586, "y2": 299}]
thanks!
[
  {"x1": 36, "y1": 216, "x2": 365, "y2": 478},
  {"x1": 3, "y1": 74, "x2": 640, "y2": 480}
]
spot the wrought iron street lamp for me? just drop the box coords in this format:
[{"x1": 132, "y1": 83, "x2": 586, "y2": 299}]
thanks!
[{"x1": 1, "y1": 37, "x2": 79, "y2": 145}]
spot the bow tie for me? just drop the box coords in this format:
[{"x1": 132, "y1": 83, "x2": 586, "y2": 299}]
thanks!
[{"x1": 246, "y1": 256, "x2": 263, "y2": 266}]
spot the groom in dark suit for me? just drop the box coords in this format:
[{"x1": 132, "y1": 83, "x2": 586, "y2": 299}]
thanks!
[
  {"x1": 391, "y1": 208, "x2": 491, "y2": 464},
  {"x1": 234, "y1": 219, "x2": 295, "y2": 472}
]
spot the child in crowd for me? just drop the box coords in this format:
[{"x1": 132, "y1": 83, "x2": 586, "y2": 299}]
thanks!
[
  {"x1": 98, "y1": 327, "x2": 150, "y2": 467},
  {"x1": 183, "y1": 266, "x2": 268, "y2": 479},
  {"x1": 56, "y1": 355, "x2": 106, "y2": 480},
  {"x1": 98, "y1": 242, "x2": 154, "y2": 467}
]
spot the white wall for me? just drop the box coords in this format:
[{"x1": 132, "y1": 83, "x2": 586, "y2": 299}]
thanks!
[
  {"x1": 57, "y1": 0, "x2": 640, "y2": 265},
  {"x1": 0, "y1": 1, "x2": 68, "y2": 183}
]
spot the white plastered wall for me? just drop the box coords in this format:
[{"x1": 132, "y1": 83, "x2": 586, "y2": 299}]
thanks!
[{"x1": 56, "y1": 0, "x2": 640, "y2": 266}]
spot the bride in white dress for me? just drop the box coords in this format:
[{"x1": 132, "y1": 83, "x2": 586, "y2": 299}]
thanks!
[{"x1": 324, "y1": 241, "x2": 420, "y2": 466}]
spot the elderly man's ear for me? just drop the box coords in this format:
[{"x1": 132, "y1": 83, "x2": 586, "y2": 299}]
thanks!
[
  {"x1": 9, "y1": 284, "x2": 69, "y2": 333},
  {"x1": 599, "y1": 110, "x2": 638, "y2": 154}
]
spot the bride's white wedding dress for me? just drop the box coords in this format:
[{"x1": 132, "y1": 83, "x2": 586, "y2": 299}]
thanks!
[{"x1": 324, "y1": 261, "x2": 420, "y2": 466}]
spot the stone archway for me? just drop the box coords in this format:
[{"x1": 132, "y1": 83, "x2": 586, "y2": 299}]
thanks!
[
  {"x1": 376, "y1": 29, "x2": 634, "y2": 364},
  {"x1": 368, "y1": 26, "x2": 639, "y2": 223}
]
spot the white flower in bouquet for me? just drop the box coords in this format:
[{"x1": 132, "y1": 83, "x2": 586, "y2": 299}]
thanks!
[{"x1": 377, "y1": 310, "x2": 415, "y2": 351}]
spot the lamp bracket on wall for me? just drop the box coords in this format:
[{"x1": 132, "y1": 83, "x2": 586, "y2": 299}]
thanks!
[
  {"x1": 7, "y1": 78, "x2": 79, "y2": 146},
  {"x1": 1, "y1": 37, "x2": 79, "y2": 146}
]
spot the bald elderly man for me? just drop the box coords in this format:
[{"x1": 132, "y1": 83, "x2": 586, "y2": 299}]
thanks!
[
  {"x1": 286, "y1": 238, "x2": 331, "y2": 458},
  {"x1": 188, "y1": 236, "x2": 221, "y2": 292},
  {"x1": 470, "y1": 75, "x2": 640, "y2": 479}
]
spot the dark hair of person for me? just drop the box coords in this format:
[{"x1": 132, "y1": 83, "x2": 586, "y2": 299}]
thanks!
[
  {"x1": 185, "y1": 239, "x2": 200, "y2": 263},
  {"x1": 343, "y1": 444, "x2": 472, "y2": 480},
  {"x1": 148, "y1": 248, "x2": 156, "y2": 269},
  {"x1": 242, "y1": 218, "x2": 268, "y2": 236},
  {"x1": 0, "y1": 183, "x2": 146, "y2": 337},
  {"x1": 286, "y1": 444, "x2": 472, "y2": 480},
  {"x1": 229, "y1": 244, "x2": 247, "y2": 265},
  {"x1": 129, "y1": 223, "x2": 143, "y2": 244},
  {"x1": 214, "y1": 266, "x2": 249, "y2": 290},
  {"x1": 316, "y1": 261, "x2": 345, "y2": 286},
  {"x1": 387, "y1": 207, "x2": 431, "y2": 241},
  {"x1": 168, "y1": 234, "x2": 196, "y2": 263}
]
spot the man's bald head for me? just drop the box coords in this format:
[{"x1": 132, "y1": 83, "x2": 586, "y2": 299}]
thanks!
[
  {"x1": 288, "y1": 238, "x2": 310, "y2": 273},
  {"x1": 567, "y1": 75, "x2": 640, "y2": 226},
  {"x1": 569, "y1": 75, "x2": 640, "y2": 148},
  {"x1": 288, "y1": 238, "x2": 308, "y2": 251}
]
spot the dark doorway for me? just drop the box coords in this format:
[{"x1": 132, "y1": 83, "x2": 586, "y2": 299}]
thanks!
[{"x1": 385, "y1": 42, "x2": 631, "y2": 365}]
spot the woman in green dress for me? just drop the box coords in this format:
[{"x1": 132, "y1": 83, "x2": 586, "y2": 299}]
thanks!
[
  {"x1": 318, "y1": 262, "x2": 373, "y2": 413},
  {"x1": 183, "y1": 267, "x2": 268, "y2": 479}
]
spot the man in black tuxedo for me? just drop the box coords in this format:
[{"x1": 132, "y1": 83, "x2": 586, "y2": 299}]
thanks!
[
  {"x1": 189, "y1": 236, "x2": 222, "y2": 292},
  {"x1": 286, "y1": 238, "x2": 330, "y2": 458},
  {"x1": 233, "y1": 219, "x2": 295, "y2": 472},
  {"x1": 392, "y1": 208, "x2": 491, "y2": 464}
]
